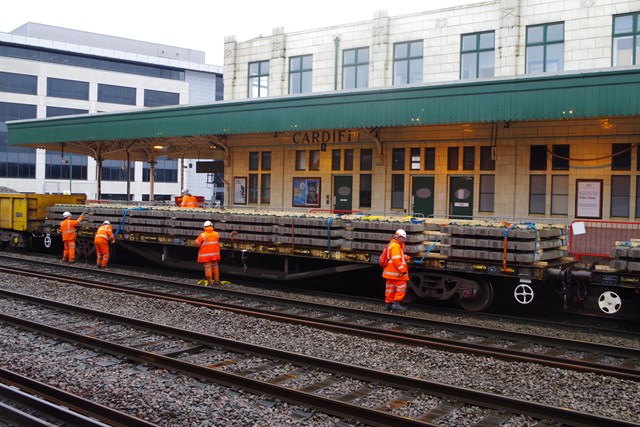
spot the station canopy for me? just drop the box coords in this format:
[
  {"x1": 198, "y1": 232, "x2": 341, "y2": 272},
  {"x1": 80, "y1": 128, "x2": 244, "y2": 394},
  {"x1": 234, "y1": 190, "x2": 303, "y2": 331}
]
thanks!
[{"x1": 8, "y1": 67, "x2": 640, "y2": 162}]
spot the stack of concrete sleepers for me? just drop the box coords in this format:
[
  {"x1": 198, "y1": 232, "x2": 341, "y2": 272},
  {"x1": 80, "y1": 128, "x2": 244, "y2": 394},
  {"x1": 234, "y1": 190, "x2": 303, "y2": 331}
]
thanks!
[
  {"x1": 610, "y1": 241, "x2": 640, "y2": 271},
  {"x1": 439, "y1": 222, "x2": 566, "y2": 264}
]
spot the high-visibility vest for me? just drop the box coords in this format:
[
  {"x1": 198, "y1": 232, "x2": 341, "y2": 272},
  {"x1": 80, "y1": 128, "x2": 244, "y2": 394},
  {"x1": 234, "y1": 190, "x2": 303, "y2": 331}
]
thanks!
[
  {"x1": 196, "y1": 227, "x2": 220, "y2": 262},
  {"x1": 181, "y1": 195, "x2": 198, "y2": 208},
  {"x1": 382, "y1": 238, "x2": 409, "y2": 281},
  {"x1": 60, "y1": 215, "x2": 84, "y2": 242},
  {"x1": 95, "y1": 224, "x2": 115, "y2": 243}
]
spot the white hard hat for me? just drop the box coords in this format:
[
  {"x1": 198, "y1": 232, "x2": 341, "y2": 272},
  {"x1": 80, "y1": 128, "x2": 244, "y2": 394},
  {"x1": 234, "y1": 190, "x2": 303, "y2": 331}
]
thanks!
[
  {"x1": 395, "y1": 229, "x2": 407, "y2": 238},
  {"x1": 103, "y1": 221, "x2": 110, "y2": 225},
  {"x1": 204, "y1": 220, "x2": 213, "y2": 227},
  {"x1": 63, "y1": 212, "x2": 72, "y2": 218},
  {"x1": 182, "y1": 189, "x2": 189, "y2": 194}
]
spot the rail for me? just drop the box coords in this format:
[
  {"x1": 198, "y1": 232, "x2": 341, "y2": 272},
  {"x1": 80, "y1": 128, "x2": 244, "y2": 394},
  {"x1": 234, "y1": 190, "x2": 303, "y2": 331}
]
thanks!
[{"x1": 569, "y1": 219, "x2": 640, "y2": 261}]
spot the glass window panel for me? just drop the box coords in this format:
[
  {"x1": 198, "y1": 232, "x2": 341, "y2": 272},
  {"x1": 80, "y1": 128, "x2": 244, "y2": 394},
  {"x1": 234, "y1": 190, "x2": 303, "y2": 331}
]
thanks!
[
  {"x1": 249, "y1": 62, "x2": 260, "y2": 75},
  {"x1": 527, "y1": 26, "x2": 544, "y2": 44},
  {"x1": 249, "y1": 152, "x2": 259, "y2": 170},
  {"x1": 394, "y1": 43, "x2": 408, "y2": 59},
  {"x1": 343, "y1": 67, "x2": 356, "y2": 89},
  {"x1": 262, "y1": 152, "x2": 271, "y2": 171},
  {"x1": 551, "y1": 175, "x2": 569, "y2": 215},
  {"x1": 309, "y1": 150, "x2": 320, "y2": 170},
  {"x1": 424, "y1": 147, "x2": 435, "y2": 170},
  {"x1": 448, "y1": 147, "x2": 459, "y2": 170},
  {"x1": 479, "y1": 174, "x2": 495, "y2": 212},
  {"x1": 409, "y1": 58, "x2": 423, "y2": 83},
  {"x1": 611, "y1": 175, "x2": 630, "y2": 217},
  {"x1": 249, "y1": 173, "x2": 258, "y2": 204},
  {"x1": 479, "y1": 32, "x2": 494, "y2": 49},
  {"x1": 290, "y1": 56, "x2": 301, "y2": 71},
  {"x1": 461, "y1": 52, "x2": 477, "y2": 79},
  {"x1": 409, "y1": 41, "x2": 423, "y2": 56},
  {"x1": 614, "y1": 15, "x2": 633, "y2": 34},
  {"x1": 410, "y1": 148, "x2": 421, "y2": 170},
  {"x1": 530, "y1": 145, "x2": 548, "y2": 170},
  {"x1": 463, "y1": 147, "x2": 475, "y2": 170},
  {"x1": 613, "y1": 35, "x2": 634, "y2": 66},
  {"x1": 358, "y1": 48, "x2": 369, "y2": 62},
  {"x1": 547, "y1": 23, "x2": 564, "y2": 41},
  {"x1": 289, "y1": 73, "x2": 301, "y2": 93},
  {"x1": 461, "y1": 34, "x2": 476, "y2": 51},
  {"x1": 301, "y1": 72, "x2": 312, "y2": 93},
  {"x1": 526, "y1": 45, "x2": 545, "y2": 73},
  {"x1": 480, "y1": 146, "x2": 495, "y2": 170},
  {"x1": 478, "y1": 51, "x2": 495, "y2": 78},
  {"x1": 360, "y1": 149, "x2": 372, "y2": 171},
  {"x1": 0, "y1": 71, "x2": 37, "y2": 95},
  {"x1": 391, "y1": 174, "x2": 404, "y2": 209},
  {"x1": 344, "y1": 149, "x2": 353, "y2": 171},
  {"x1": 613, "y1": 143, "x2": 632, "y2": 170},
  {"x1": 359, "y1": 174, "x2": 372, "y2": 208},
  {"x1": 302, "y1": 55, "x2": 312, "y2": 68},
  {"x1": 295, "y1": 151, "x2": 306, "y2": 170},
  {"x1": 343, "y1": 49, "x2": 356, "y2": 64},
  {"x1": 552, "y1": 145, "x2": 570, "y2": 170},
  {"x1": 546, "y1": 43, "x2": 564, "y2": 72},
  {"x1": 392, "y1": 148, "x2": 405, "y2": 171},
  {"x1": 529, "y1": 175, "x2": 546, "y2": 214},
  {"x1": 332, "y1": 149, "x2": 341, "y2": 171},
  {"x1": 356, "y1": 64, "x2": 369, "y2": 87},
  {"x1": 260, "y1": 174, "x2": 271, "y2": 204},
  {"x1": 393, "y1": 62, "x2": 407, "y2": 85}
]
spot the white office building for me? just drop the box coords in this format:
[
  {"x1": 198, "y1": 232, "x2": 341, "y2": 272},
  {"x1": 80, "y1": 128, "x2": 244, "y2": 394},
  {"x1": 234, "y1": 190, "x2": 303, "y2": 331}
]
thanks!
[{"x1": 0, "y1": 22, "x2": 223, "y2": 201}]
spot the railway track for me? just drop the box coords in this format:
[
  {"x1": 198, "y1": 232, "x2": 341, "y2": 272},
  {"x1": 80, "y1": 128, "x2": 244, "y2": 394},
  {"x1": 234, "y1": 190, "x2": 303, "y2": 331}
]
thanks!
[
  {"x1": 1, "y1": 260, "x2": 639, "y2": 382},
  {"x1": 1, "y1": 289, "x2": 636, "y2": 427}
]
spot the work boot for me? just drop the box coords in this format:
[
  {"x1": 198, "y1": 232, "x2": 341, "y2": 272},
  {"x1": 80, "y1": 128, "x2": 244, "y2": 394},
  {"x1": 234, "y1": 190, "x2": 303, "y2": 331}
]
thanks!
[
  {"x1": 391, "y1": 302, "x2": 407, "y2": 312},
  {"x1": 384, "y1": 303, "x2": 393, "y2": 312}
]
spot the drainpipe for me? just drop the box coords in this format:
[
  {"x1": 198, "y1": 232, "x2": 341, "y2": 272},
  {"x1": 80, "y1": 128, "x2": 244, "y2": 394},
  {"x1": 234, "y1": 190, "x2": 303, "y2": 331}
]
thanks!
[{"x1": 333, "y1": 36, "x2": 340, "y2": 90}]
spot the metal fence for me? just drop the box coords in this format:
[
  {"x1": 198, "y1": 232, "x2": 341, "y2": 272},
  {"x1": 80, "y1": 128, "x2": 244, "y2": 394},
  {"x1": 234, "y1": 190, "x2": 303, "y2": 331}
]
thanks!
[{"x1": 569, "y1": 219, "x2": 640, "y2": 261}]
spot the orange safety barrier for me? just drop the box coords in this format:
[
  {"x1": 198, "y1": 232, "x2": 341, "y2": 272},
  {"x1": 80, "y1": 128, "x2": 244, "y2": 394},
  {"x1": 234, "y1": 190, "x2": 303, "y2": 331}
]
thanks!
[{"x1": 569, "y1": 219, "x2": 640, "y2": 261}]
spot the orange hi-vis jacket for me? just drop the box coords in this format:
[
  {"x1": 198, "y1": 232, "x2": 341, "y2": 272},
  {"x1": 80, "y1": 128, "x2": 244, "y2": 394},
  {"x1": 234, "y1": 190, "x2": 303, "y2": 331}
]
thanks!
[
  {"x1": 60, "y1": 214, "x2": 84, "y2": 242},
  {"x1": 181, "y1": 194, "x2": 198, "y2": 208},
  {"x1": 94, "y1": 224, "x2": 115, "y2": 243},
  {"x1": 196, "y1": 226, "x2": 220, "y2": 263},
  {"x1": 382, "y1": 237, "x2": 410, "y2": 281}
]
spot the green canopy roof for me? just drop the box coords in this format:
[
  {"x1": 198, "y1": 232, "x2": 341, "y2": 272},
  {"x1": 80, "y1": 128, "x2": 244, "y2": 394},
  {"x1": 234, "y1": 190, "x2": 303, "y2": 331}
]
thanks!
[{"x1": 8, "y1": 67, "x2": 640, "y2": 147}]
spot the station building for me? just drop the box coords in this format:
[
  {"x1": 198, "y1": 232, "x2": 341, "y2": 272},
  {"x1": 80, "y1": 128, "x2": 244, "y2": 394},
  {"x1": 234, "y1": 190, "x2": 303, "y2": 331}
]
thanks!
[
  {"x1": 8, "y1": 0, "x2": 640, "y2": 221},
  {"x1": 0, "y1": 23, "x2": 223, "y2": 201}
]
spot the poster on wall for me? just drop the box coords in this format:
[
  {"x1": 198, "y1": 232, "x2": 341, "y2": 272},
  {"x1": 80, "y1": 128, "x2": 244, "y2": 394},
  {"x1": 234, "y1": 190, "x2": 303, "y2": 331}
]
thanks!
[
  {"x1": 575, "y1": 179, "x2": 602, "y2": 219},
  {"x1": 233, "y1": 176, "x2": 247, "y2": 205},
  {"x1": 292, "y1": 177, "x2": 321, "y2": 208}
]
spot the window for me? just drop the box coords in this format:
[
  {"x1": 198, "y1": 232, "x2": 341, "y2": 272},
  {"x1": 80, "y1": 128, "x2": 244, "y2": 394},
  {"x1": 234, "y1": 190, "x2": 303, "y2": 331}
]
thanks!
[
  {"x1": 249, "y1": 173, "x2": 259, "y2": 203},
  {"x1": 551, "y1": 175, "x2": 569, "y2": 215},
  {"x1": 552, "y1": 144, "x2": 570, "y2": 170},
  {"x1": 360, "y1": 174, "x2": 372, "y2": 208},
  {"x1": 249, "y1": 152, "x2": 259, "y2": 170},
  {"x1": 392, "y1": 148, "x2": 405, "y2": 171},
  {"x1": 463, "y1": 147, "x2": 475, "y2": 170},
  {"x1": 391, "y1": 174, "x2": 404, "y2": 209},
  {"x1": 424, "y1": 147, "x2": 435, "y2": 170},
  {"x1": 480, "y1": 146, "x2": 495, "y2": 170},
  {"x1": 142, "y1": 156, "x2": 178, "y2": 182},
  {"x1": 46, "y1": 107, "x2": 88, "y2": 117},
  {"x1": 261, "y1": 152, "x2": 271, "y2": 171},
  {"x1": 526, "y1": 22, "x2": 564, "y2": 73},
  {"x1": 344, "y1": 149, "x2": 353, "y2": 171},
  {"x1": 529, "y1": 175, "x2": 546, "y2": 214},
  {"x1": 0, "y1": 71, "x2": 37, "y2": 95},
  {"x1": 613, "y1": 13, "x2": 640, "y2": 66},
  {"x1": 611, "y1": 175, "x2": 630, "y2": 217},
  {"x1": 309, "y1": 150, "x2": 320, "y2": 171},
  {"x1": 343, "y1": 47, "x2": 369, "y2": 89},
  {"x1": 98, "y1": 83, "x2": 136, "y2": 105},
  {"x1": 45, "y1": 151, "x2": 88, "y2": 180},
  {"x1": 144, "y1": 89, "x2": 179, "y2": 107},
  {"x1": 360, "y1": 149, "x2": 373, "y2": 171},
  {"x1": 0, "y1": 42, "x2": 184, "y2": 80},
  {"x1": 289, "y1": 55, "x2": 312, "y2": 94},
  {"x1": 332, "y1": 149, "x2": 341, "y2": 171},
  {"x1": 295, "y1": 151, "x2": 306, "y2": 170},
  {"x1": 410, "y1": 148, "x2": 421, "y2": 170},
  {"x1": 460, "y1": 31, "x2": 495, "y2": 79},
  {"x1": 447, "y1": 147, "x2": 459, "y2": 170},
  {"x1": 102, "y1": 160, "x2": 135, "y2": 181},
  {"x1": 393, "y1": 41, "x2": 423, "y2": 85},
  {"x1": 0, "y1": 102, "x2": 37, "y2": 178},
  {"x1": 636, "y1": 176, "x2": 640, "y2": 218},
  {"x1": 613, "y1": 143, "x2": 632, "y2": 170},
  {"x1": 479, "y1": 175, "x2": 495, "y2": 212},
  {"x1": 530, "y1": 145, "x2": 548, "y2": 170},
  {"x1": 248, "y1": 60, "x2": 269, "y2": 98},
  {"x1": 47, "y1": 78, "x2": 89, "y2": 100},
  {"x1": 261, "y1": 174, "x2": 271, "y2": 204}
]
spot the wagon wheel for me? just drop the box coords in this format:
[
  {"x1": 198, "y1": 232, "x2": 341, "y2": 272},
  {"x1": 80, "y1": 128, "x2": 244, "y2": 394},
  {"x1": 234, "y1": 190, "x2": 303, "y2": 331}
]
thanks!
[
  {"x1": 75, "y1": 237, "x2": 95, "y2": 261},
  {"x1": 457, "y1": 279, "x2": 494, "y2": 312}
]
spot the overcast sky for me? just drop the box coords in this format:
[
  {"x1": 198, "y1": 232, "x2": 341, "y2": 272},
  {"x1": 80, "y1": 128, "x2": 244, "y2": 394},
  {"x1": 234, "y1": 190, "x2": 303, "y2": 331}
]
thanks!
[{"x1": 4, "y1": 0, "x2": 479, "y2": 66}]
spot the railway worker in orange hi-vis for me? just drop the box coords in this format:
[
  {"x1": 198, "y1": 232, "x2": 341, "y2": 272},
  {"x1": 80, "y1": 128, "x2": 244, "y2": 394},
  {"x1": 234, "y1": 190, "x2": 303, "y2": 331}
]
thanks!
[
  {"x1": 382, "y1": 229, "x2": 411, "y2": 312},
  {"x1": 196, "y1": 220, "x2": 221, "y2": 286},
  {"x1": 60, "y1": 211, "x2": 85, "y2": 263},
  {"x1": 180, "y1": 189, "x2": 198, "y2": 208},
  {"x1": 94, "y1": 220, "x2": 116, "y2": 268}
]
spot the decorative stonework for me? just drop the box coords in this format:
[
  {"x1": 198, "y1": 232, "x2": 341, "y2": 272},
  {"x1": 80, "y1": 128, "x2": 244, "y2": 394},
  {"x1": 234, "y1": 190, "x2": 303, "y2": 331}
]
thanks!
[
  {"x1": 436, "y1": 18, "x2": 448, "y2": 28},
  {"x1": 580, "y1": 0, "x2": 595, "y2": 7}
]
